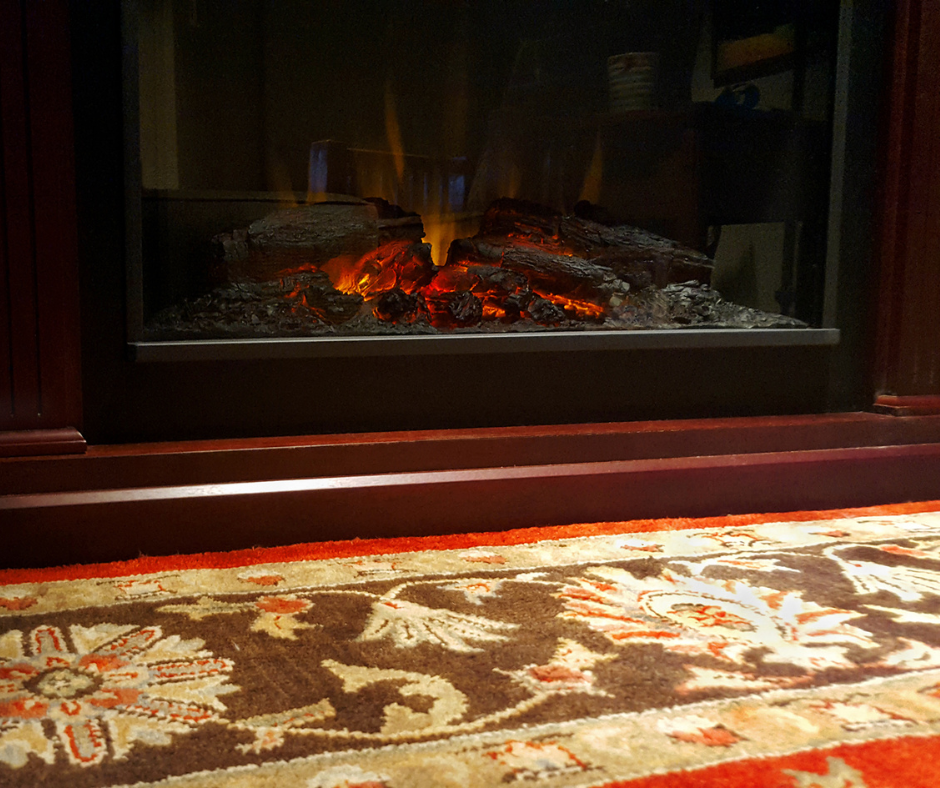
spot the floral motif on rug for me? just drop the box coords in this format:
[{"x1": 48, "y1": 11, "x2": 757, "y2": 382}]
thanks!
[{"x1": 3, "y1": 506, "x2": 940, "y2": 786}]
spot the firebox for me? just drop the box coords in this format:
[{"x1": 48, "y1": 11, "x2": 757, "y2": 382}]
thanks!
[
  {"x1": 71, "y1": 1, "x2": 882, "y2": 442},
  {"x1": 128, "y1": 1, "x2": 840, "y2": 349}
]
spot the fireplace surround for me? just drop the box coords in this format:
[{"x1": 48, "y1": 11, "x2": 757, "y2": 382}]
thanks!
[
  {"x1": 5, "y1": 0, "x2": 940, "y2": 568},
  {"x1": 3, "y1": 0, "x2": 935, "y2": 448},
  {"x1": 58, "y1": 0, "x2": 863, "y2": 444}
]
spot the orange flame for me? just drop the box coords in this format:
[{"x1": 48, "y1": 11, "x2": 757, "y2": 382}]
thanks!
[
  {"x1": 422, "y1": 212, "x2": 477, "y2": 267},
  {"x1": 268, "y1": 157, "x2": 303, "y2": 208},
  {"x1": 319, "y1": 254, "x2": 365, "y2": 294},
  {"x1": 578, "y1": 132, "x2": 604, "y2": 205},
  {"x1": 384, "y1": 79, "x2": 406, "y2": 186}
]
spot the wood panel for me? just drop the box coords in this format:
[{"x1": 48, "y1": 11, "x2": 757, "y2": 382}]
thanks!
[
  {"x1": 0, "y1": 0, "x2": 83, "y2": 449},
  {"x1": 874, "y1": 0, "x2": 940, "y2": 408},
  {"x1": 4, "y1": 412, "x2": 940, "y2": 496},
  {"x1": 3, "y1": 443, "x2": 940, "y2": 569},
  {"x1": 0, "y1": 0, "x2": 40, "y2": 425}
]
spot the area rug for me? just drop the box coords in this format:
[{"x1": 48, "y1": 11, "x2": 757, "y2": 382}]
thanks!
[{"x1": 4, "y1": 502, "x2": 940, "y2": 787}]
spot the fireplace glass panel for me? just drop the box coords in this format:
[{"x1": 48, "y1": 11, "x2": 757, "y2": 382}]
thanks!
[{"x1": 132, "y1": 0, "x2": 839, "y2": 343}]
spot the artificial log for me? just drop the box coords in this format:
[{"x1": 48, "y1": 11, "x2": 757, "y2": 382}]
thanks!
[
  {"x1": 365, "y1": 198, "x2": 425, "y2": 245},
  {"x1": 147, "y1": 196, "x2": 803, "y2": 339},
  {"x1": 212, "y1": 199, "x2": 426, "y2": 282},
  {"x1": 526, "y1": 295, "x2": 567, "y2": 325},
  {"x1": 333, "y1": 240, "x2": 436, "y2": 298},
  {"x1": 290, "y1": 273, "x2": 364, "y2": 325},
  {"x1": 424, "y1": 290, "x2": 484, "y2": 328},
  {"x1": 448, "y1": 238, "x2": 623, "y2": 300},
  {"x1": 468, "y1": 198, "x2": 713, "y2": 290},
  {"x1": 373, "y1": 288, "x2": 426, "y2": 323}
]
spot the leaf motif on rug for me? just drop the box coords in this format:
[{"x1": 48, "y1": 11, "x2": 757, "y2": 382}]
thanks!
[
  {"x1": 229, "y1": 699, "x2": 337, "y2": 754},
  {"x1": 656, "y1": 713, "x2": 743, "y2": 746},
  {"x1": 438, "y1": 577, "x2": 507, "y2": 605},
  {"x1": 306, "y1": 764, "x2": 392, "y2": 788},
  {"x1": 808, "y1": 700, "x2": 917, "y2": 732},
  {"x1": 356, "y1": 596, "x2": 517, "y2": 653},
  {"x1": 481, "y1": 739, "x2": 593, "y2": 782},
  {"x1": 159, "y1": 594, "x2": 318, "y2": 640},
  {"x1": 556, "y1": 565, "x2": 879, "y2": 675},
  {"x1": 323, "y1": 660, "x2": 468, "y2": 735},
  {"x1": 498, "y1": 638, "x2": 614, "y2": 697},
  {"x1": 824, "y1": 544, "x2": 940, "y2": 601}
]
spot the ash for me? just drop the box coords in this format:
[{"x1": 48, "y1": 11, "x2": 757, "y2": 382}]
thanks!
[{"x1": 143, "y1": 276, "x2": 804, "y2": 341}]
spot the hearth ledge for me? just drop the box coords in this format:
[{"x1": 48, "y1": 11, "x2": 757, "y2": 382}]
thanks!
[{"x1": 129, "y1": 327, "x2": 839, "y2": 362}]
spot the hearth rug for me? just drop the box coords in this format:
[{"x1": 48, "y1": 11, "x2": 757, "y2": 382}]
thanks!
[{"x1": 4, "y1": 504, "x2": 940, "y2": 786}]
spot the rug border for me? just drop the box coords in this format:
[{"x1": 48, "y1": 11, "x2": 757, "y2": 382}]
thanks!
[{"x1": 3, "y1": 500, "x2": 939, "y2": 586}]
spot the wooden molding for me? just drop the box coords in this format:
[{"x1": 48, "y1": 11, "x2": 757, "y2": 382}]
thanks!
[
  {"x1": 874, "y1": 0, "x2": 940, "y2": 399},
  {"x1": 3, "y1": 442, "x2": 940, "y2": 569},
  {"x1": 4, "y1": 412, "x2": 940, "y2": 496},
  {"x1": 873, "y1": 395, "x2": 940, "y2": 416},
  {"x1": 0, "y1": 0, "x2": 82, "y2": 434},
  {"x1": 0, "y1": 428, "x2": 87, "y2": 458}
]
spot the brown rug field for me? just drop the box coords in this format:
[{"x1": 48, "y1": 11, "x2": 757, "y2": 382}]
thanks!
[{"x1": 3, "y1": 502, "x2": 940, "y2": 786}]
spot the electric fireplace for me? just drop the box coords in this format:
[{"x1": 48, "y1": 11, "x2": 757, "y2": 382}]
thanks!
[{"x1": 67, "y1": 1, "x2": 884, "y2": 442}]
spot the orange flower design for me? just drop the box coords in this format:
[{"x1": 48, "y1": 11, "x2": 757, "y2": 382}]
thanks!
[{"x1": 0, "y1": 624, "x2": 237, "y2": 768}]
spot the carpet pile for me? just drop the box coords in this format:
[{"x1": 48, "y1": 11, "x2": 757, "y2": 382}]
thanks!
[{"x1": 3, "y1": 502, "x2": 940, "y2": 786}]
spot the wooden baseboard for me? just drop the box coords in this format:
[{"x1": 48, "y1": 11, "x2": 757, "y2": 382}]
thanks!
[
  {"x1": 3, "y1": 442, "x2": 940, "y2": 569},
  {"x1": 873, "y1": 395, "x2": 940, "y2": 416},
  {"x1": 4, "y1": 412, "x2": 940, "y2": 496},
  {"x1": 0, "y1": 428, "x2": 86, "y2": 458}
]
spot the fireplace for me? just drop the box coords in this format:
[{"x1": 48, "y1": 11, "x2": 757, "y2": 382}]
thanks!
[
  {"x1": 62, "y1": 1, "x2": 883, "y2": 443},
  {"x1": 129, "y1": 1, "x2": 836, "y2": 344},
  {"x1": 7, "y1": 0, "x2": 940, "y2": 564}
]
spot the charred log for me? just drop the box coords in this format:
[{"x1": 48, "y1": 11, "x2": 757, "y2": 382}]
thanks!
[
  {"x1": 426, "y1": 257, "x2": 529, "y2": 299},
  {"x1": 213, "y1": 201, "x2": 381, "y2": 281},
  {"x1": 373, "y1": 288, "x2": 426, "y2": 323},
  {"x1": 445, "y1": 239, "x2": 622, "y2": 301},
  {"x1": 425, "y1": 290, "x2": 483, "y2": 327},
  {"x1": 294, "y1": 282, "x2": 364, "y2": 325},
  {"x1": 211, "y1": 199, "x2": 428, "y2": 283},
  {"x1": 325, "y1": 240, "x2": 436, "y2": 298},
  {"x1": 147, "y1": 196, "x2": 806, "y2": 339},
  {"x1": 502, "y1": 290, "x2": 533, "y2": 320},
  {"x1": 477, "y1": 198, "x2": 563, "y2": 239},
  {"x1": 366, "y1": 197, "x2": 426, "y2": 245},
  {"x1": 469, "y1": 197, "x2": 713, "y2": 290},
  {"x1": 526, "y1": 295, "x2": 566, "y2": 326}
]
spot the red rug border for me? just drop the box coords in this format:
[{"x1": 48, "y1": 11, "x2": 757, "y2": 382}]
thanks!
[
  {"x1": 3, "y1": 500, "x2": 939, "y2": 586},
  {"x1": 594, "y1": 730, "x2": 940, "y2": 788}
]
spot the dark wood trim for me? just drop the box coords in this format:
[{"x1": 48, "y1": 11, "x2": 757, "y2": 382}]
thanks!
[
  {"x1": 874, "y1": 0, "x2": 940, "y2": 399},
  {"x1": 25, "y1": 0, "x2": 83, "y2": 429},
  {"x1": 3, "y1": 442, "x2": 940, "y2": 569},
  {"x1": 873, "y1": 395, "x2": 940, "y2": 417},
  {"x1": 0, "y1": 427, "x2": 85, "y2": 458},
  {"x1": 0, "y1": 0, "x2": 82, "y2": 436},
  {"x1": 4, "y1": 412, "x2": 940, "y2": 496}
]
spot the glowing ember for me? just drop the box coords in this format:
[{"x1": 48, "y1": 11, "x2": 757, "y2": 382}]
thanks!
[
  {"x1": 322, "y1": 241, "x2": 436, "y2": 299},
  {"x1": 538, "y1": 292, "x2": 606, "y2": 321},
  {"x1": 154, "y1": 197, "x2": 782, "y2": 341},
  {"x1": 302, "y1": 198, "x2": 714, "y2": 330}
]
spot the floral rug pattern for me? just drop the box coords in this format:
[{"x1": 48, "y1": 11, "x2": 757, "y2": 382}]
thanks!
[{"x1": 3, "y1": 508, "x2": 940, "y2": 786}]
